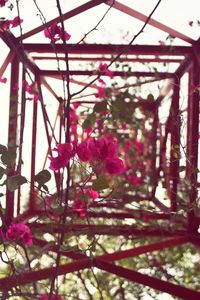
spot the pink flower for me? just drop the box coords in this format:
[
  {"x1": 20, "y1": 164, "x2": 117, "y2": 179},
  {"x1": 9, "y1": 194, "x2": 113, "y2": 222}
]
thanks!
[
  {"x1": 105, "y1": 158, "x2": 125, "y2": 174},
  {"x1": 124, "y1": 140, "x2": 132, "y2": 151},
  {"x1": 95, "y1": 86, "x2": 106, "y2": 98},
  {"x1": 0, "y1": 77, "x2": 7, "y2": 84},
  {"x1": 78, "y1": 137, "x2": 124, "y2": 175},
  {"x1": 126, "y1": 175, "x2": 143, "y2": 185},
  {"x1": 49, "y1": 143, "x2": 75, "y2": 171},
  {"x1": 44, "y1": 23, "x2": 71, "y2": 42},
  {"x1": 98, "y1": 78, "x2": 106, "y2": 85},
  {"x1": 158, "y1": 40, "x2": 165, "y2": 46},
  {"x1": 6, "y1": 223, "x2": 33, "y2": 245},
  {"x1": 72, "y1": 199, "x2": 87, "y2": 217},
  {"x1": 98, "y1": 63, "x2": 114, "y2": 78},
  {"x1": 133, "y1": 140, "x2": 144, "y2": 152},
  {"x1": 23, "y1": 80, "x2": 39, "y2": 102},
  {"x1": 89, "y1": 138, "x2": 118, "y2": 161},
  {"x1": 77, "y1": 140, "x2": 93, "y2": 162},
  {"x1": 83, "y1": 127, "x2": 93, "y2": 135},
  {"x1": 70, "y1": 108, "x2": 77, "y2": 123},
  {"x1": 0, "y1": 0, "x2": 7, "y2": 6},
  {"x1": 9, "y1": 16, "x2": 23, "y2": 28},
  {"x1": 86, "y1": 188, "x2": 99, "y2": 199}
]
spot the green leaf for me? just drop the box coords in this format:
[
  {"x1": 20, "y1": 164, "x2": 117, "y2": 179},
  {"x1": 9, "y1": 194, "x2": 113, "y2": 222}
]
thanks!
[
  {"x1": 147, "y1": 94, "x2": 154, "y2": 101},
  {"x1": 35, "y1": 169, "x2": 51, "y2": 187},
  {"x1": 0, "y1": 144, "x2": 7, "y2": 154},
  {"x1": 179, "y1": 166, "x2": 186, "y2": 172},
  {"x1": 0, "y1": 167, "x2": 6, "y2": 180},
  {"x1": 1, "y1": 150, "x2": 16, "y2": 167},
  {"x1": 112, "y1": 99, "x2": 122, "y2": 112},
  {"x1": 94, "y1": 101, "x2": 107, "y2": 113},
  {"x1": 82, "y1": 113, "x2": 96, "y2": 129},
  {"x1": 7, "y1": 175, "x2": 27, "y2": 192},
  {"x1": 93, "y1": 176, "x2": 109, "y2": 191}
]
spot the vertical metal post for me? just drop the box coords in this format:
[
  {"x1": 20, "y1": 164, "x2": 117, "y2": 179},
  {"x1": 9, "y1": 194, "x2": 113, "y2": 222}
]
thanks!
[
  {"x1": 169, "y1": 77, "x2": 180, "y2": 212},
  {"x1": 16, "y1": 68, "x2": 26, "y2": 215},
  {"x1": 5, "y1": 55, "x2": 19, "y2": 227},
  {"x1": 29, "y1": 78, "x2": 38, "y2": 211},
  {"x1": 187, "y1": 58, "x2": 200, "y2": 232}
]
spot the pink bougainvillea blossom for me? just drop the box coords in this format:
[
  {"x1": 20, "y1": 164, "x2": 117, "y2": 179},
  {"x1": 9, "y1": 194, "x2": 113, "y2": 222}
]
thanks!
[
  {"x1": 49, "y1": 143, "x2": 75, "y2": 171},
  {"x1": 105, "y1": 158, "x2": 125, "y2": 174},
  {"x1": 72, "y1": 199, "x2": 87, "y2": 217},
  {"x1": 72, "y1": 188, "x2": 99, "y2": 217},
  {"x1": 98, "y1": 62, "x2": 114, "y2": 78},
  {"x1": 123, "y1": 140, "x2": 132, "y2": 152},
  {"x1": 6, "y1": 223, "x2": 33, "y2": 245},
  {"x1": 158, "y1": 40, "x2": 165, "y2": 46},
  {"x1": 77, "y1": 137, "x2": 125, "y2": 175},
  {"x1": 126, "y1": 175, "x2": 143, "y2": 185},
  {"x1": 23, "y1": 80, "x2": 39, "y2": 102},
  {"x1": 85, "y1": 188, "x2": 99, "y2": 199},
  {"x1": 0, "y1": 77, "x2": 7, "y2": 84},
  {"x1": 9, "y1": 16, "x2": 23, "y2": 28},
  {"x1": 93, "y1": 137, "x2": 118, "y2": 161},
  {"x1": 44, "y1": 23, "x2": 71, "y2": 42},
  {"x1": 98, "y1": 78, "x2": 106, "y2": 85},
  {"x1": 133, "y1": 140, "x2": 144, "y2": 152},
  {"x1": 95, "y1": 86, "x2": 106, "y2": 98},
  {"x1": 0, "y1": 16, "x2": 23, "y2": 31},
  {"x1": 0, "y1": 0, "x2": 8, "y2": 7},
  {"x1": 77, "y1": 140, "x2": 93, "y2": 162},
  {"x1": 77, "y1": 137, "x2": 116, "y2": 162}
]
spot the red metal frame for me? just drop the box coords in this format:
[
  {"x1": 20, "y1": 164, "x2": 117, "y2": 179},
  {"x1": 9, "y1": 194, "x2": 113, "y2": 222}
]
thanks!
[{"x1": 0, "y1": 1, "x2": 200, "y2": 297}]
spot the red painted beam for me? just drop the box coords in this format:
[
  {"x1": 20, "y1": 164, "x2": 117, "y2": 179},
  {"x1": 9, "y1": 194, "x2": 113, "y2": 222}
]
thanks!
[
  {"x1": 34, "y1": 236, "x2": 189, "y2": 262},
  {"x1": 175, "y1": 55, "x2": 193, "y2": 78},
  {"x1": 186, "y1": 61, "x2": 200, "y2": 233},
  {"x1": 94, "y1": 259, "x2": 200, "y2": 299},
  {"x1": 40, "y1": 70, "x2": 173, "y2": 79},
  {"x1": 24, "y1": 43, "x2": 192, "y2": 56},
  {"x1": 5, "y1": 55, "x2": 19, "y2": 227},
  {"x1": 107, "y1": 1, "x2": 194, "y2": 44},
  {"x1": 0, "y1": 258, "x2": 92, "y2": 290},
  {"x1": 32, "y1": 55, "x2": 183, "y2": 63},
  {"x1": 29, "y1": 80, "x2": 38, "y2": 211},
  {"x1": 0, "y1": 236, "x2": 189, "y2": 290},
  {"x1": 29, "y1": 223, "x2": 186, "y2": 237},
  {"x1": 20, "y1": 0, "x2": 105, "y2": 40},
  {"x1": 169, "y1": 76, "x2": 180, "y2": 212},
  {"x1": 0, "y1": 50, "x2": 14, "y2": 78}
]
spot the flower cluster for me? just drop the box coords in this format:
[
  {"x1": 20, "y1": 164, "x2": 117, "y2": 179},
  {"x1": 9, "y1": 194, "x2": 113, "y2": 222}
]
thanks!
[
  {"x1": 0, "y1": 16, "x2": 23, "y2": 31},
  {"x1": 49, "y1": 143, "x2": 75, "y2": 171},
  {"x1": 49, "y1": 137, "x2": 124, "y2": 175},
  {"x1": 98, "y1": 62, "x2": 114, "y2": 78},
  {"x1": 44, "y1": 23, "x2": 71, "y2": 42},
  {"x1": 23, "y1": 80, "x2": 39, "y2": 102},
  {"x1": 6, "y1": 223, "x2": 33, "y2": 245},
  {"x1": 95, "y1": 78, "x2": 107, "y2": 98},
  {"x1": 72, "y1": 188, "x2": 99, "y2": 217},
  {"x1": 77, "y1": 137, "x2": 125, "y2": 175}
]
